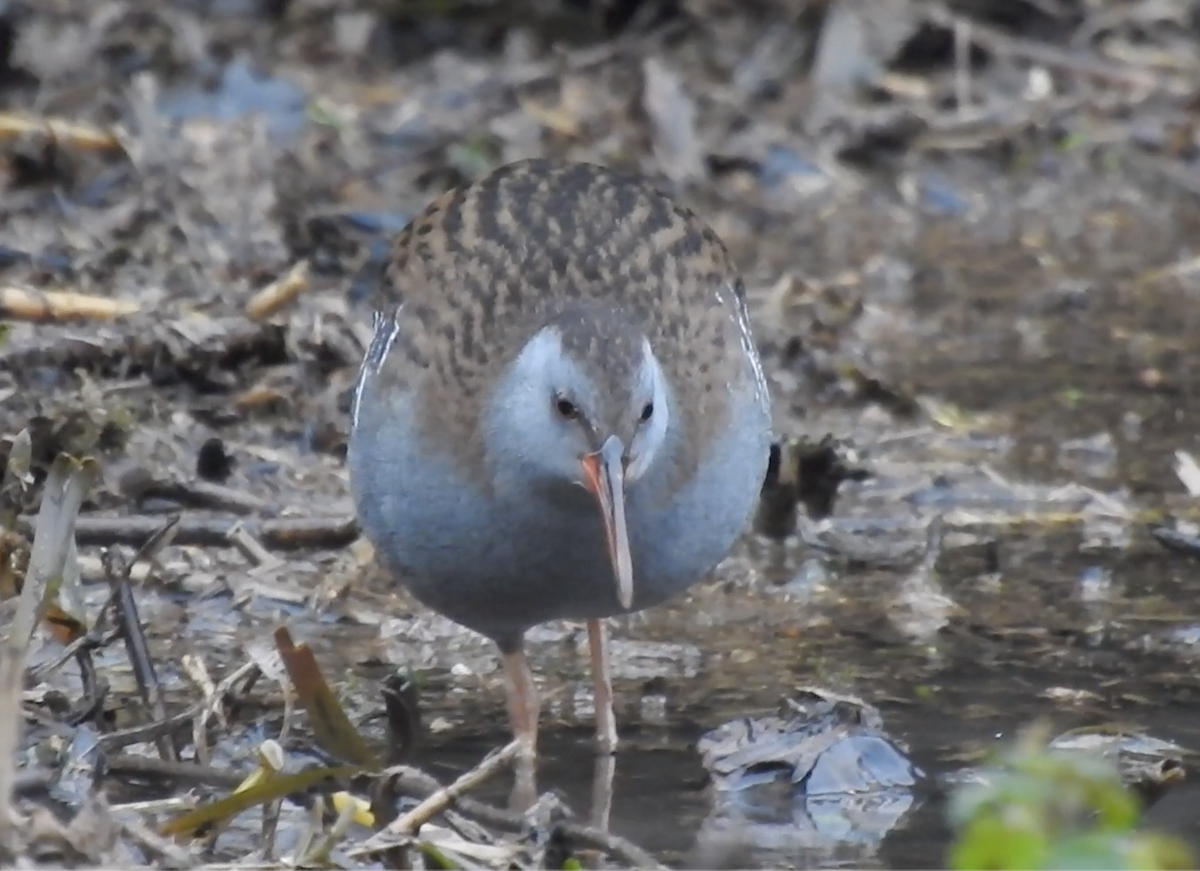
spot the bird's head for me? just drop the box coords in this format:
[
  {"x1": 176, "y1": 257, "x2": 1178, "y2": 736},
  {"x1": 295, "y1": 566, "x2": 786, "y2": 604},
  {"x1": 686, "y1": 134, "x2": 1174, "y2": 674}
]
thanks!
[{"x1": 484, "y1": 304, "x2": 672, "y2": 610}]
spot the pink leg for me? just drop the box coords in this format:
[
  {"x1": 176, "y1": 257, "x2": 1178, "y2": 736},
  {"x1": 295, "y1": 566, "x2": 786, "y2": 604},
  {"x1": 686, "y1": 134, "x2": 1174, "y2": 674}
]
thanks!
[
  {"x1": 591, "y1": 753, "x2": 615, "y2": 830},
  {"x1": 587, "y1": 618, "x2": 618, "y2": 754},
  {"x1": 501, "y1": 647, "x2": 539, "y2": 756},
  {"x1": 502, "y1": 646, "x2": 539, "y2": 811}
]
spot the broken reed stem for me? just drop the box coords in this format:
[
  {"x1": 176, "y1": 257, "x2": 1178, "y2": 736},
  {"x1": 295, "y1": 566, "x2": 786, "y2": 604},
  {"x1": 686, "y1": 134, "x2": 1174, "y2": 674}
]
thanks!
[
  {"x1": 0, "y1": 287, "x2": 139, "y2": 322},
  {"x1": 389, "y1": 739, "x2": 523, "y2": 834},
  {"x1": 0, "y1": 112, "x2": 121, "y2": 150},
  {"x1": 245, "y1": 260, "x2": 310, "y2": 320},
  {"x1": 349, "y1": 739, "x2": 524, "y2": 856},
  {"x1": 10, "y1": 456, "x2": 98, "y2": 651}
]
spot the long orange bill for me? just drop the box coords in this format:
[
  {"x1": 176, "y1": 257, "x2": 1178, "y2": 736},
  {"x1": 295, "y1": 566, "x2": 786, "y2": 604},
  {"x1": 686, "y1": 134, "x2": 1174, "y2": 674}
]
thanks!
[{"x1": 581, "y1": 435, "x2": 633, "y2": 609}]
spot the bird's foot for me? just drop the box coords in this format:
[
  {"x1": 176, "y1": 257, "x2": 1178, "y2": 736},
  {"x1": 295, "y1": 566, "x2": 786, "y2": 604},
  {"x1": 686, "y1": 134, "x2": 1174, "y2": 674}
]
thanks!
[
  {"x1": 510, "y1": 753, "x2": 538, "y2": 813},
  {"x1": 590, "y1": 753, "x2": 615, "y2": 830}
]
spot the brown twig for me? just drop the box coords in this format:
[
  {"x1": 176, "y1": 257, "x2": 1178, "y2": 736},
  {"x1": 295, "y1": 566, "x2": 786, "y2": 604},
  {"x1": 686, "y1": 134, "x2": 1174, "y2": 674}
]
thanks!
[
  {"x1": 16, "y1": 514, "x2": 359, "y2": 552},
  {"x1": 97, "y1": 660, "x2": 261, "y2": 753},
  {"x1": 349, "y1": 740, "x2": 524, "y2": 856},
  {"x1": 379, "y1": 766, "x2": 525, "y2": 831},
  {"x1": 557, "y1": 820, "x2": 668, "y2": 870},
  {"x1": 926, "y1": 5, "x2": 1185, "y2": 92},
  {"x1": 101, "y1": 755, "x2": 244, "y2": 790},
  {"x1": 372, "y1": 761, "x2": 666, "y2": 868},
  {"x1": 118, "y1": 472, "x2": 274, "y2": 517},
  {"x1": 104, "y1": 544, "x2": 178, "y2": 762},
  {"x1": 119, "y1": 816, "x2": 196, "y2": 868}
]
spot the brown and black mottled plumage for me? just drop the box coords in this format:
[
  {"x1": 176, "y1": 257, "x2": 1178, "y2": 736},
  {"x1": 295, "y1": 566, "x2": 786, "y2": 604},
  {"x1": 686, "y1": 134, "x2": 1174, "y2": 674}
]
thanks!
[
  {"x1": 351, "y1": 158, "x2": 773, "y2": 760},
  {"x1": 368, "y1": 158, "x2": 751, "y2": 495}
]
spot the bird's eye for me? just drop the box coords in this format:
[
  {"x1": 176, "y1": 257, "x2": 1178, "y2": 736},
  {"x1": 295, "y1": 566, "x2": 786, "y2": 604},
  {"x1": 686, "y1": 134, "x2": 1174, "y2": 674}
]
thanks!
[
  {"x1": 555, "y1": 396, "x2": 579, "y2": 420},
  {"x1": 639, "y1": 402, "x2": 654, "y2": 423}
]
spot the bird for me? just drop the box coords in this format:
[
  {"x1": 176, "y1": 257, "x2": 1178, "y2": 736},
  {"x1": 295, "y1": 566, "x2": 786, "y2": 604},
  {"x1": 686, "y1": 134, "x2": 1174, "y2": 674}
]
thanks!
[{"x1": 347, "y1": 158, "x2": 772, "y2": 757}]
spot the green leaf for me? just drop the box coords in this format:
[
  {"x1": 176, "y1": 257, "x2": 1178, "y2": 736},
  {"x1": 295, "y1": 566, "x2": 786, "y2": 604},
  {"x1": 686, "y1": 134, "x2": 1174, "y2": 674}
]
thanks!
[{"x1": 950, "y1": 816, "x2": 1046, "y2": 870}]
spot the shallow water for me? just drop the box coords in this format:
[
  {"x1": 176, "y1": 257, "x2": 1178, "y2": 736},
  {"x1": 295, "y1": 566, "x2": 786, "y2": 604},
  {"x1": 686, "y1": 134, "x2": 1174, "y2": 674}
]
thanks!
[
  {"x1": 344, "y1": 169, "x2": 1200, "y2": 867},
  {"x1": 420, "y1": 679, "x2": 1200, "y2": 869}
]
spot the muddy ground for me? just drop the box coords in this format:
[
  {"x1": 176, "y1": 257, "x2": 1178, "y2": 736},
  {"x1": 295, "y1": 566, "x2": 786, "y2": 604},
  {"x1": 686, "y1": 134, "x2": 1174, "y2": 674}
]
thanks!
[{"x1": 4, "y1": 0, "x2": 1200, "y2": 868}]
